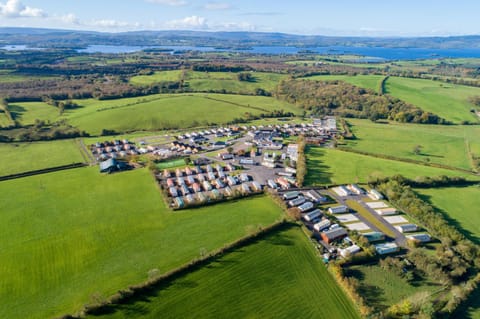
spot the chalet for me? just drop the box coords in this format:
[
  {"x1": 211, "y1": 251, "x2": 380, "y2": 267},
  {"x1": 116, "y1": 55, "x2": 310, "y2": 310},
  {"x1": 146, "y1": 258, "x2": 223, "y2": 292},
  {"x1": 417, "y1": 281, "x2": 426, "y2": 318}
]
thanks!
[
  {"x1": 215, "y1": 179, "x2": 225, "y2": 189},
  {"x1": 185, "y1": 167, "x2": 193, "y2": 176},
  {"x1": 321, "y1": 227, "x2": 348, "y2": 244},
  {"x1": 395, "y1": 224, "x2": 418, "y2": 233},
  {"x1": 241, "y1": 183, "x2": 250, "y2": 194},
  {"x1": 304, "y1": 209, "x2": 322, "y2": 222},
  {"x1": 313, "y1": 219, "x2": 332, "y2": 232},
  {"x1": 276, "y1": 177, "x2": 291, "y2": 189},
  {"x1": 224, "y1": 186, "x2": 234, "y2": 196},
  {"x1": 226, "y1": 176, "x2": 237, "y2": 186},
  {"x1": 239, "y1": 173, "x2": 249, "y2": 183},
  {"x1": 186, "y1": 175, "x2": 195, "y2": 185},
  {"x1": 328, "y1": 205, "x2": 349, "y2": 214},
  {"x1": 192, "y1": 183, "x2": 202, "y2": 193}
]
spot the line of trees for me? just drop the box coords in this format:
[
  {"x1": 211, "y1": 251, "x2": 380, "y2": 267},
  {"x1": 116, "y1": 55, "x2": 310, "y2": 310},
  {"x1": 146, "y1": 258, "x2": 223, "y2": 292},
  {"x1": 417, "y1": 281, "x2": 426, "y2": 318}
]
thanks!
[
  {"x1": 275, "y1": 79, "x2": 449, "y2": 124},
  {"x1": 296, "y1": 135, "x2": 306, "y2": 187}
]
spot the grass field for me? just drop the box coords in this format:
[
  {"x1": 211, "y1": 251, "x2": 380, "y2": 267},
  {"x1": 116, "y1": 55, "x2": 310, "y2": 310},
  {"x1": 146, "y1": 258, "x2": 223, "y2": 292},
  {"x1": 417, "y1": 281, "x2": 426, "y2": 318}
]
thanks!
[
  {"x1": 130, "y1": 70, "x2": 286, "y2": 94},
  {"x1": 0, "y1": 140, "x2": 85, "y2": 176},
  {"x1": 0, "y1": 167, "x2": 284, "y2": 319},
  {"x1": 385, "y1": 77, "x2": 480, "y2": 123},
  {"x1": 88, "y1": 226, "x2": 361, "y2": 319},
  {"x1": 345, "y1": 264, "x2": 439, "y2": 312},
  {"x1": 12, "y1": 93, "x2": 299, "y2": 135},
  {"x1": 302, "y1": 74, "x2": 384, "y2": 91},
  {"x1": 305, "y1": 147, "x2": 478, "y2": 186},
  {"x1": 416, "y1": 186, "x2": 480, "y2": 244},
  {"x1": 8, "y1": 101, "x2": 59, "y2": 126},
  {"x1": 344, "y1": 119, "x2": 480, "y2": 171}
]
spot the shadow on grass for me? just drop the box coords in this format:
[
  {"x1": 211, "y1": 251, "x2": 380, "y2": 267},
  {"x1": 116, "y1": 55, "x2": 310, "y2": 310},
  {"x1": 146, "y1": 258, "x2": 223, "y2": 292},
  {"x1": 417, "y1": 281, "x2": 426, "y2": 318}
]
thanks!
[
  {"x1": 452, "y1": 285, "x2": 480, "y2": 319},
  {"x1": 305, "y1": 146, "x2": 334, "y2": 185},
  {"x1": 417, "y1": 191, "x2": 480, "y2": 245},
  {"x1": 7, "y1": 104, "x2": 26, "y2": 121}
]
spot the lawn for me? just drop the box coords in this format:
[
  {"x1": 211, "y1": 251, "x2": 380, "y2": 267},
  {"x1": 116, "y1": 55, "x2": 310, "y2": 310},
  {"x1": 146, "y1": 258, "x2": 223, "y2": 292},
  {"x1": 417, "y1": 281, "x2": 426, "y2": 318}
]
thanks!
[
  {"x1": 302, "y1": 74, "x2": 385, "y2": 91},
  {"x1": 0, "y1": 167, "x2": 284, "y2": 319},
  {"x1": 0, "y1": 140, "x2": 85, "y2": 176},
  {"x1": 305, "y1": 147, "x2": 478, "y2": 186},
  {"x1": 345, "y1": 264, "x2": 440, "y2": 312},
  {"x1": 385, "y1": 77, "x2": 480, "y2": 124},
  {"x1": 13, "y1": 93, "x2": 299, "y2": 135},
  {"x1": 130, "y1": 70, "x2": 285, "y2": 94},
  {"x1": 88, "y1": 226, "x2": 361, "y2": 319},
  {"x1": 344, "y1": 119, "x2": 479, "y2": 171}
]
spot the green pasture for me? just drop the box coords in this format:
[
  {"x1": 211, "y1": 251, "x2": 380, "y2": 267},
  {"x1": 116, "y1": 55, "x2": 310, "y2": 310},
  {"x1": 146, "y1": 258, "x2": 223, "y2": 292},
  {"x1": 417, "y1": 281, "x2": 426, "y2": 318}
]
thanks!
[
  {"x1": 344, "y1": 119, "x2": 479, "y2": 171},
  {"x1": 305, "y1": 147, "x2": 477, "y2": 186},
  {"x1": 130, "y1": 70, "x2": 286, "y2": 93},
  {"x1": 11, "y1": 93, "x2": 299, "y2": 135},
  {"x1": 0, "y1": 140, "x2": 84, "y2": 176},
  {"x1": 88, "y1": 226, "x2": 361, "y2": 319},
  {"x1": 0, "y1": 167, "x2": 283, "y2": 319},
  {"x1": 385, "y1": 77, "x2": 480, "y2": 123},
  {"x1": 302, "y1": 74, "x2": 384, "y2": 91}
]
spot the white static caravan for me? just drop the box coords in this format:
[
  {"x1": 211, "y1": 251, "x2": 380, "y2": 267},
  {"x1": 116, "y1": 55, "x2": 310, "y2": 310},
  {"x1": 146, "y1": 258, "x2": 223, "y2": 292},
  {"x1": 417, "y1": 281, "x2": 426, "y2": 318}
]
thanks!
[
  {"x1": 348, "y1": 184, "x2": 364, "y2": 195},
  {"x1": 251, "y1": 181, "x2": 262, "y2": 192},
  {"x1": 332, "y1": 186, "x2": 350, "y2": 197},
  {"x1": 267, "y1": 179, "x2": 277, "y2": 189},
  {"x1": 283, "y1": 191, "x2": 299, "y2": 201},
  {"x1": 313, "y1": 219, "x2": 331, "y2": 232},
  {"x1": 305, "y1": 190, "x2": 327, "y2": 203},
  {"x1": 407, "y1": 233, "x2": 432, "y2": 243},
  {"x1": 241, "y1": 183, "x2": 250, "y2": 194},
  {"x1": 375, "y1": 207, "x2": 397, "y2": 216},
  {"x1": 298, "y1": 201, "x2": 314, "y2": 213},
  {"x1": 340, "y1": 245, "x2": 361, "y2": 258},
  {"x1": 169, "y1": 187, "x2": 178, "y2": 197},
  {"x1": 202, "y1": 181, "x2": 212, "y2": 192},
  {"x1": 303, "y1": 209, "x2": 322, "y2": 222},
  {"x1": 328, "y1": 205, "x2": 349, "y2": 214},
  {"x1": 395, "y1": 224, "x2": 418, "y2": 233}
]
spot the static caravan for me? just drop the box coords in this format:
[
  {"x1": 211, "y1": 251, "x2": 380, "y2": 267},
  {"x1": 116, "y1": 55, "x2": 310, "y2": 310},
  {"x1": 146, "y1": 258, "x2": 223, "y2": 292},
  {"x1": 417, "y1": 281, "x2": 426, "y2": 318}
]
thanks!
[
  {"x1": 267, "y1": 179, "x2": 277, "y2": 189},
  {"x1": 340, "y1": 245, "x2": 361, "y2": 258},
  {"x1": 288, "y1": 196, "x2": 306, "y2": 207},
  {"x1": 348, "y1": 184, "x2": 364, "y2": 195},
  {"x1": 328, "y1": 205, "x2": 349, "y2": 214},
  {"x1": 363, "y1": 232, "x2": 385, "y2": 243},
  {"x1": 375, "y1": 242, "x2": 399, "y2": 255},
  {"x1": 368, "y1": 189, "x2": 383, "y2": 200},
  {"x1": 215, "y1": 179, "x2": 225, "y2": 189},
  {"x1": 207, "y1": 172, "x2": 216, "y2": 181},
  {"x1": 313, "y1": 219, "x2": 331, "y2": 232},
  {"x1": 375, "y1": 208, "x2": 397, "y2": 216},
  {"x1": 226, "y1": 176, "x2": 237, "y2": 186},
  {"x1": 251, "y1": 181, "x2": 262, "y2": 192},
  {"x1": 169, "y1": 187, "x2": 178, "y2": 197},
  {"x1": 305, "y1": 190, "x2": 327, "y2": 203},
  {"x1": 241, "y1": 183, "x2": 250, "y2": 194},
  {"x1": 202, "y1": 181, "x2": 212, "y2": 192},
  {"x1": 239, "y1": 173, "x2": 250, "y2": 183},
  {"x1": 298, "y1": 201, "x2": 314, "y2": 213},
  {"x1": 283, "y1": 191, "x2": 299, "y2": 201},
  {"x1": 395, "y1": 224, "x2": 418, "y2": 233},
  {"x1": 186, "y1": 175, "x2": 195, "y2": 185},
  {"x1": 304, "y1": 209, "x2": 322, "y2": 222}
]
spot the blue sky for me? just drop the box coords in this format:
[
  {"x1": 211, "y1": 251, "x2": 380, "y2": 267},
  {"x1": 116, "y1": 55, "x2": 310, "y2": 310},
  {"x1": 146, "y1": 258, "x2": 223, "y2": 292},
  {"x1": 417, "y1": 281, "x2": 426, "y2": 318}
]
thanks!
[{"x1": 0, "y1": 0, "x2": 479, "y2": 36}]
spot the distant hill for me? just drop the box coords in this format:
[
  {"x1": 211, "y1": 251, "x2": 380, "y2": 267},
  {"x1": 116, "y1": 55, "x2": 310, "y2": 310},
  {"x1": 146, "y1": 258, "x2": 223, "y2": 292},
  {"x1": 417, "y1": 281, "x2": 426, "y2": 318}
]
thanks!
[{"x1": 0, "y1": 27, "x2": 479, "y2": 49}]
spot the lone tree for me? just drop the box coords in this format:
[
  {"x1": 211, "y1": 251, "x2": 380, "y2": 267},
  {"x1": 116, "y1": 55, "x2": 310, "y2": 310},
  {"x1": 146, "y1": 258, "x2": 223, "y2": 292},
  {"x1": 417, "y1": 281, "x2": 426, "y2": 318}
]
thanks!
[{"x1": 413, "y1": 145, "x2": 423, "y2": 155}]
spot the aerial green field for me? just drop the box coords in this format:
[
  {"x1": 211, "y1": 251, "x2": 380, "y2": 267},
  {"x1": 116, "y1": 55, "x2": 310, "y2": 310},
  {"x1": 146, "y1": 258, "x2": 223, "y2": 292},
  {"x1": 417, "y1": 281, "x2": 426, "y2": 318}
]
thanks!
[
  {"x1": 0, "y1": 167, "x2": 284, "y2": 319},
  {"x1": 416, "y1": 186, "x2": 480, "y2": 244},
  {"x1": 8, "y1": 101, "x2": 60, "y2": 125},
  {"x1": 0, "y1": 139, "x2": 85, "y2": 176},
  {"x1": 130, "y1": 70, "x2": 286, "y2": 93},
  {"x1": 13, "y1": 93, "x2": 300, "y2": 134},
  {"x1": 302, "y1": 74, "x2": 384, "y2": 91},
  {"x1": 88, "y1": 226, "x2": 361, "y2": 319},
  {"x1": 305, "y1": 146, "x2": 478, "y2": 185},
  {"x1": 345, "y1": 264, "x2": 439, "y2": 312},
  {"x1": 385, "y1": 77, "x2": 480, "y2": 123},
  {"x1": 344, "y1": 119, "x2": 479, "y2": 171}
]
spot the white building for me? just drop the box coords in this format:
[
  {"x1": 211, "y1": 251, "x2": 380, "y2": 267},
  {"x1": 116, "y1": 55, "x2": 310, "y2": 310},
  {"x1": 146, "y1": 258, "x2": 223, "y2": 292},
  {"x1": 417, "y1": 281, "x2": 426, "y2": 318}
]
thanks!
[
  {"x1": 395, "y1": 224, "x2": 418, "y2": 233},
  {"x1": 368, "y1": 189, "x2": 384, "y2": 200},
  {"x1": 328, "y1": 205, "x2": 349, "y2": 214}
]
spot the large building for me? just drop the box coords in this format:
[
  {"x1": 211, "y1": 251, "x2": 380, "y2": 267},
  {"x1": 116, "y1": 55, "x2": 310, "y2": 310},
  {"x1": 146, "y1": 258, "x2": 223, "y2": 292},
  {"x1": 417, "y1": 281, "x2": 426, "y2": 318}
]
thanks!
[{"x1": 321, "y1": 227, "x2": 348, "y2": 244}]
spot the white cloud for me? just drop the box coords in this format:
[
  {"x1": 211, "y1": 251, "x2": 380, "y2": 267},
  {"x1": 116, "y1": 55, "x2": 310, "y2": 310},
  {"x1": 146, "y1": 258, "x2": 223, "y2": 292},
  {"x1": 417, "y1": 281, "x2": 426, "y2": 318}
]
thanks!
[
  {"x1": 204, "y1": 2, "x2": 231, "y2": 10},
  {"x1": 166, "y1": 15, "x2": 208, "y2": 30},
  {"x1": 60, "y1": 13, "x2": 79, "y2": 25},
  {"x1": 0, "y1": 0, "x2": 46, "y2": 18},
  {"x1": 90, "y1": 19, "x2": 141, "y2": 29},
  {"x1": 215, "y1": 21, "x2": 256, "y2": 31},
  {"x1": 147, "y1": 0, "x2": 187, "y2": 6}
]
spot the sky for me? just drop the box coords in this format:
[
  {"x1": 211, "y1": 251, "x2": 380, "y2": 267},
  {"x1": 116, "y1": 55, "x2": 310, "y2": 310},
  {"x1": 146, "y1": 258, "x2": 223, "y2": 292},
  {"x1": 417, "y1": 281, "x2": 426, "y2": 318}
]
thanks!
[{"x1": 0, "y1": 0, "x2": 479, "y2": 36}]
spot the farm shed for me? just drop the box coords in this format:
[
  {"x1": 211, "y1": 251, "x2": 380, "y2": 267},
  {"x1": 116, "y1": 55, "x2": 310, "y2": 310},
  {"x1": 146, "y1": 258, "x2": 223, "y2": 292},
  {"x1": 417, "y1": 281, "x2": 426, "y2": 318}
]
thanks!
[{"x1": 321, "y1": 227, "x2": 348, "y2": 244}]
